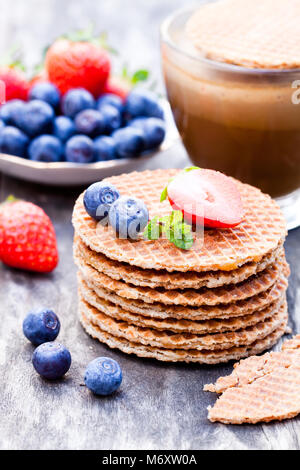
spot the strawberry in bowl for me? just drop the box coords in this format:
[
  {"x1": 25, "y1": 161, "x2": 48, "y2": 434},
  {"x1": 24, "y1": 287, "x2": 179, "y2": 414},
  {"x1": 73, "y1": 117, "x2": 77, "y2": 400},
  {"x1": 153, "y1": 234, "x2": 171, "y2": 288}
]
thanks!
[{"x1": 45, "y1": 38, "x2": 111, "y2": 97}]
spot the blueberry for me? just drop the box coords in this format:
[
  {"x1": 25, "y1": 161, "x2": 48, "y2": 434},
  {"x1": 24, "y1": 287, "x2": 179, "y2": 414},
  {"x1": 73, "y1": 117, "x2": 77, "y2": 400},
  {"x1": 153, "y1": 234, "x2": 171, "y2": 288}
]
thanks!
[
  {"x1": 0, "y1": 119, "x2": 5, "y2": 133},
  {"x1": 65, "y1": 135, "x2": 94, "y2": 163},
  {"x1": 29, "y1": 82, "x2": 61, "y2": 111},
  {"x1": 0, "y1": 99, "x2": 26, "y2": 125},
  {"x1": 62, "y1": 88, "x2": 95, "y2": 118},
  {"x1": 32, "y1": 342, "x2": 71, "y2": 380},
  {"x1": 74, "y1": 109, "x2": 104, "y2": 137},
  {"x1": 23, "y1": 309, "x2": 60, "y2": 346},
  {"x1": 53, "y1": 116, "x2": 76, "y2": 142},
  {"x1": 84, "y1": 181, "x2": 120, "y2": 221},
  {"x1": 125, "y1": 88, "x2": 164, "y2": 119},
  {"x1": 112, "y1": 127, "x2": 145, "y2": 158},
  {"x1": 0, "y1": 126, "x2": 29, "y2": 157},
  {"x1": 100, "y1": 105, "x2": 122, "y2": 134},
  {"x1": 109, "y1": 196, "x2": 149, "y2": 239},
  {"x1": 28, "y1": 135, "x2": 64, "y2": 162},
  {"x1": 16, "y1": 100, "x2": 55, "y2": 137},
  {"x1": 84, "y1": 357, "x2": 122, "y2": 396},
  {"x1": 97, "y1": 93, "x2": 123, "y2": 113},
  {"x1": 129, "y1": 117, "x2": 166, "y2": 150},
  {"x1": 94, "y1": 136, "x2": 117, "y2": 161}
]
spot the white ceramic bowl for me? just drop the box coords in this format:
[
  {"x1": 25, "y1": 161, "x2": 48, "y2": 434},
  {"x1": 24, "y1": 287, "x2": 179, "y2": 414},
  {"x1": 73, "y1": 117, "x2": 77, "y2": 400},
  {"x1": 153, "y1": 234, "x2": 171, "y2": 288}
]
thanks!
[{"x1": 0, "y1": 100, "x2": 179, "y2": 186}]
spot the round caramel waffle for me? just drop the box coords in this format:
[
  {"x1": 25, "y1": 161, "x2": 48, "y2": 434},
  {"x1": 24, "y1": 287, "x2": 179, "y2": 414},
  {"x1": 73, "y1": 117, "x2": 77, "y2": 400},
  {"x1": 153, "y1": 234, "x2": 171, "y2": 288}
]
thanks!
[
  {"x1": 79, "y1": 309, "x2": 288, "y2": 364},
  {"x1": 79, "y1": 275, "x2": 286, "y2": 336},
  {"x1": 75, "y1": 251, "x2": 288, "y2": 306},
  {"x1": 72, "y1": 169, "x2": 286, "y2": 272},
  {"x1": 79, "y1": 295, "x2": 287, "y2": 352},
  {"x1": 74, "y1": 235, "x2": 284, "y2": 290},
  {"x1": 186, "y1": 0, "x2": 300, "y2": 69},
  {"x1": 80, "y1": 272, "x2": 288, "y2": 321}
]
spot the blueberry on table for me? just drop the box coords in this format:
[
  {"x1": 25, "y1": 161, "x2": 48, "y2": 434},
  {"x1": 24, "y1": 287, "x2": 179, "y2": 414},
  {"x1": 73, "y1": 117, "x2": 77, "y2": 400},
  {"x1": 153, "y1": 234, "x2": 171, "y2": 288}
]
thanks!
[
  {"x1": 0, "y1": 99, "x2": 26, "y2": 126},
  {"x1": 129, "y1": 117, "x2": 166, "y2": 150},
  {"x1": 109, "y1": 196, "x2": 149, "y2": 239},
  {"x1": 101, "y1": 104, "x2": 122, "y2": 134},
  {"x1": 62, "y1": 88, "x2": 95, "y2": 118},
  {"x1": 15, "y1": 100, "x2": 55, "y2": 137},
  {"x1": 112, "y1": 127, "x2": 145, "y2": 158},
  {"x1": 29, "y1": 82, "x2": 61, "y2": 111},
  {"x1": 94, "y1": 136, "x2": 117, "y2": 161},
  {"x1": 125, "y1": 88, "x2": 164, "y2": 119},
  {"x1": 65, "y1": 135, "x2": 95, "y2": 163},
  {"x1": 74, "y1": 109, "x2": 105, "y2": 137},
  {"x1": 84, "y1": 357, "x2": 122, "y2": 396},
  {"x1": 32, "y1": 342, "x2": 71, "y2": 380},
  {"x1": 84, "y1": 181, "x2": 120, "y2": 221},
  {"x1": 97, "y1": 93, "x2": 124, "y2": 113},
  {"x1": 53, "y1": 116, "x2": 76, "y2": 142},
  {"x1": 23, "y1": 309, "x2": 60, "y2": 345},
  {"x1": 28, "y1": 135, "x2": 64, "y2": 162},
  {"x1": 0, "y1": 126, "x2": 29, "y2": 157}
]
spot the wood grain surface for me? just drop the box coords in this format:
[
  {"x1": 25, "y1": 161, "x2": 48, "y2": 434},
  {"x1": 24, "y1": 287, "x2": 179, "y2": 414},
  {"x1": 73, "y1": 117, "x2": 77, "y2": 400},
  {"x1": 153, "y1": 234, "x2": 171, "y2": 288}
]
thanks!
[{"x1": 0, "y1": 0, "x2": 299, "y2": 451}]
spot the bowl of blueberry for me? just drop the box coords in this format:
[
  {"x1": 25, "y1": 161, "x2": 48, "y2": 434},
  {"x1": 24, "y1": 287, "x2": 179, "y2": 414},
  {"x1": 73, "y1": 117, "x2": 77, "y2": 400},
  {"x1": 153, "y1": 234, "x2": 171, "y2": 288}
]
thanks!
[{"x1": 0, "y1": 85, "x2": 178, "y2": 186}]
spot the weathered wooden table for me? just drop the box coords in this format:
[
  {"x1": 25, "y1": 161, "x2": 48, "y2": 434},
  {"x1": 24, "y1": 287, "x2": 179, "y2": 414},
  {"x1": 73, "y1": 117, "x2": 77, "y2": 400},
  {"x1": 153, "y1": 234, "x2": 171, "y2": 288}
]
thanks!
[{"x1": 0, "y1": 0, "x2": 300, "y2": 451}]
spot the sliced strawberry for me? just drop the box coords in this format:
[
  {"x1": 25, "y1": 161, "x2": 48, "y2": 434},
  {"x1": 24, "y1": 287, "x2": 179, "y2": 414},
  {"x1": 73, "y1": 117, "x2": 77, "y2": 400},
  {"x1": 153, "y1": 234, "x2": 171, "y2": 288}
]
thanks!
[{"x1": 167, "y1": 169, "x2": 244, "y2": 228}]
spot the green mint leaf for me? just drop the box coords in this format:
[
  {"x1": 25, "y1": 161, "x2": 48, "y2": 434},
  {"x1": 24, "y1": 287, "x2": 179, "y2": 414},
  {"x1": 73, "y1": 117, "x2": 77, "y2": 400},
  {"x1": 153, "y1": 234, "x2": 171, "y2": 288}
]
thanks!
[
  {"x1": 143, "y1": 217, "x2": 161, "y2": 240},
  {"x1": 160, "y1": 186, "x2": 168, "y2": 202},
  {"x1": 131, "y1": 69, "x2": 149, "y2": 84},
  {"x1": 172, "y1": 235, "x2": 194, "y2": 251},
  {"x1": 184, "y1": 166, "x2": 201, "y2": 172},
  {"x1": 145, "y1": 211, "x2": 195, "y2": 250},
  {"x1": 170, "y1": 210, "x2": 183, "y2": 227}
]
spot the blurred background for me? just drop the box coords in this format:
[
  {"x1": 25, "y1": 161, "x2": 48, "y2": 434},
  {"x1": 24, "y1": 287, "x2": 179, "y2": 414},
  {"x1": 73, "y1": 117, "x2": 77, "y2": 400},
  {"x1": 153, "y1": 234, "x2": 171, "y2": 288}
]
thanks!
[{"x1": 0, "y1": 0, "x2": 198, "y2": 92}]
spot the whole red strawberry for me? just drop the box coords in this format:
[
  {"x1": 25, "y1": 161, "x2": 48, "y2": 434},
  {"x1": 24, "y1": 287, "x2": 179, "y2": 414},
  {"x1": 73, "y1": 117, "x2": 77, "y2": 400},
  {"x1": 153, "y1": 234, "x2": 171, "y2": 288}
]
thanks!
[
  {"x1": 45, "y1": 38, "x2": 110, "y2": 96},
  {"x1": 0, "y1": 65, "x2": 29, "y2": 101},
  {"x1": 0, "y1": 198, "x2": 58, "y2": 273}
]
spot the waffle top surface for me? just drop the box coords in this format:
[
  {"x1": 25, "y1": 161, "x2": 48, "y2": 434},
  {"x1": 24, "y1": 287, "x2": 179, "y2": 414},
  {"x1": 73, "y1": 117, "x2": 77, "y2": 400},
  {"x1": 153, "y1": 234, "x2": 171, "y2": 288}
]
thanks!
[
  {"x1": 186, "y1": 0, "x2": 300, "y2": 69},
  {"x1": 72, "y1": 169, "x2": 286, "y2": 272}
]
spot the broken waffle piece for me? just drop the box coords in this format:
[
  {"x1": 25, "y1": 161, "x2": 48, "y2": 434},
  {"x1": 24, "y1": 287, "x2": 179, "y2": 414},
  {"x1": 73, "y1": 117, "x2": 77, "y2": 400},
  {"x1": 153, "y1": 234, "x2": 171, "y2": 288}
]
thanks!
[{"x1": 204, "y1": 335, "x2": 300, "y2": 424}]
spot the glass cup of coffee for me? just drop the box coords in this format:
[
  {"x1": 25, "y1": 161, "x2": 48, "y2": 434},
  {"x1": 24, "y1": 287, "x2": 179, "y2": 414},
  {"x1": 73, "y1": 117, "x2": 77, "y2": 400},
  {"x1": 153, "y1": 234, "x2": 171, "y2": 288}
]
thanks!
[{"x1": 161, "y1": 2, "x2": 300, "y2": 229}]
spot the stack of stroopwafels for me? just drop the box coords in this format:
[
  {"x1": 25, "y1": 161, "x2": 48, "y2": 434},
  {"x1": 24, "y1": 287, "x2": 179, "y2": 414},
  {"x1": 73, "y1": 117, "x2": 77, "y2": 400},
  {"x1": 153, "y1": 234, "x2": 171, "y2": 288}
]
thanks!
[{"x1": 72, "y1": 169, "x2": 289, "y2": 364}]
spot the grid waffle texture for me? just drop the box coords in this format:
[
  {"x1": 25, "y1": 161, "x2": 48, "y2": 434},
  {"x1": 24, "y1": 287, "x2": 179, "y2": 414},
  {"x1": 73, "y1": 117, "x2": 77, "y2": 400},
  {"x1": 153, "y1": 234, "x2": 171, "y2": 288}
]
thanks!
[
  {"x1": 79, "y1": 310, "x2": 287, "y2": 364},
  {"x1": 186, "y1": 0, "x2": 300, "y2": 69},
  {"x1": 72, "y1": 169, "x2": 286, "y2": 272},
  {"x1": 204, "y1": 335, "x2": 300, "y2": 424},
  {"x1": 74, "y1": 235, "x2": 283, "y2": 290},
  {"x1": 81, "y1": 273, "x2": 288, "y2": 321},
  {"x1": 79, "y1": 295, "x2": 287, "y2": 351},
  {"x1": 75, "y1": 251, "x2": 288, "y2": 306},
  {"x1": 79, "y1": 275, "x2": 286, "y2": 336}
]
